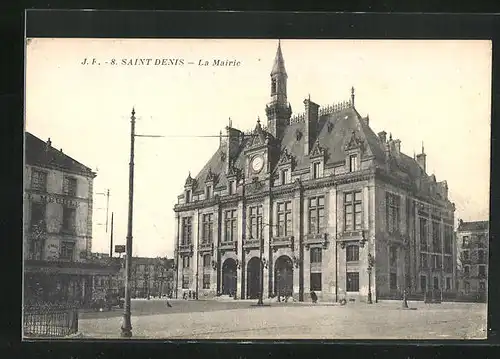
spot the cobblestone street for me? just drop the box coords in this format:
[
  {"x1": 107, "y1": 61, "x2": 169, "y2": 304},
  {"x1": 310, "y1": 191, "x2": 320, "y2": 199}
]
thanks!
[{"x1": 74, "y1": 299, "x2": 487, "y2": 340}]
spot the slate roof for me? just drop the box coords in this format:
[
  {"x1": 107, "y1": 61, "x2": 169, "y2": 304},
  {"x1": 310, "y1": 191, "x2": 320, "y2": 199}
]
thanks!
[
  {"x1": 184, "y1": 43, "x2": 439, "y2": 196},
  {"x1": 25, "y1": 132, "x2": 96, "y2": 177},
  {"x1": 458, "y1": 220, "x2": 489, "y2": 232}
]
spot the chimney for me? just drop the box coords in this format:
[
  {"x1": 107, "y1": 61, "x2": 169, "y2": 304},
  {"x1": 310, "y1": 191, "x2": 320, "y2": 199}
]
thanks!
[
  {"x1": 378, "y1": 131, "x2": 387, "y2": 143},
  {"x1": 393, "y1": 139, "x2": 401, "y2": 153},
  {"x1": 303, "y1": 97, "x2": 319, "y2": 155},
  {"x1": 416, "y1": 142, "x2": 426, "y2": 173}
]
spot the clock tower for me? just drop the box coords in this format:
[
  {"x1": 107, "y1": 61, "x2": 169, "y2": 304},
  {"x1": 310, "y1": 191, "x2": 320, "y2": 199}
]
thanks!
[{"x1": 266, "y1": 40, "x2": 292, "y2": 140}]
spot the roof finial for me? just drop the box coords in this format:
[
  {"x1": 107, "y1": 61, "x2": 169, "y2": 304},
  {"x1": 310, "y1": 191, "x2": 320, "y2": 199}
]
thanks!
[
  {"x1": 257, "y1": 116, "x2": 261, "y2": 125},
  {"x1": 131, "y1": 107, "x2": 135, "y2": 116},
  {"x1": 351, "y1": 86, "x2": 355, "y2": 107},
  {"x1": 422, "y1": 141, "x2": 425, "y2": 154},
  {"x1": 389, "y1": 133, "x2": 393, "y2": 141},
  {"x1": 229, "y1": 117, "x2": 232, "y2": 128},
  {"x1": 308, "y1": 93, "x2": 311, "y2": 101}
]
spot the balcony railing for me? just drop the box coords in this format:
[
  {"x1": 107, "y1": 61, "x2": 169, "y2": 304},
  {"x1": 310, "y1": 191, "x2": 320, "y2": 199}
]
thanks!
[
  {"x1": 243, "y1": 238, "x2": 260, "y2": 249},
  {"x1": 179, "y1": 243, "x2": 193, "y2": 254},
  {"x1": 198, "y1": 242, "x2": 213, "y2": 252},
  {"x1": 271, "y1": 236, "x2": 294, "y2": 249}
]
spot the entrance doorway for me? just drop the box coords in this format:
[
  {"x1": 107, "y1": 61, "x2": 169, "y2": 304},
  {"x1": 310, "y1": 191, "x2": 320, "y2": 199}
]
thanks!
[
  {"x1": 274, "y1": 255, "x2": 293, "y2": 297},
  {"x1": 221, "y1": 258, "x2": 237, "y2": 295},
  {"x1": 420, "y1": 275, "x2": 427, "y2": 293},
  {"x1": 246, "y1": 257, "x2": 261, "y2": 299}
]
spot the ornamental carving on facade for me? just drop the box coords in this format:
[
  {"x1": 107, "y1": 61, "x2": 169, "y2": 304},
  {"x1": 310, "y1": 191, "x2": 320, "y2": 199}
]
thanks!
[
  {"x1": 344, "y1": 130, "x2": 365, "y2": 152},
  {"x1": 310, "y1": 140, "x2": 325, "y2": 158},
  {"x1": 205, "y1": 168, "x2": 217, "y2": 183},
  {"x1": 278, "y1": 148, "x2": 294, "y2": 166},
  {"x1": 185, "y1": 172, "x2": 196, "y2": 187}
]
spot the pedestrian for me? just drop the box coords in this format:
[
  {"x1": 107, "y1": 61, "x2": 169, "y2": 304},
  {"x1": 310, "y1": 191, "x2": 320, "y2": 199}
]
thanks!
[{"x1": 310, "y1": 290, "x2": 318, "y2": 303}]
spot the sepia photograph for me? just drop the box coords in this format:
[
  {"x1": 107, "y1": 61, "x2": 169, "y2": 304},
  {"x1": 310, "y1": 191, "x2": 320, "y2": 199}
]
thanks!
[{"x1": 23, "y1": 38, "x2": 491, "y2": 340}]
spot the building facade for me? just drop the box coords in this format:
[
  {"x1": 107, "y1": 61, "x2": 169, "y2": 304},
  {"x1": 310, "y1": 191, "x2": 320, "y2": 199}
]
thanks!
[
  {"x1": 173, "y1": 42, "x2": 456, "y2": 302},
  {"x1": 456, "y1": 220, "x2": 488, "y2": 301},
  {"x1": 23, "y1": 133, "x2": 120, "y2": 306}
]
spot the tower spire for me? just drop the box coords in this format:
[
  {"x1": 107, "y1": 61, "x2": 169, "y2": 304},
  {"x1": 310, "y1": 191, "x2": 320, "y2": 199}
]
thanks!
[{"x1": 271, "y1": 40, "x2": 287, "y2": 77}]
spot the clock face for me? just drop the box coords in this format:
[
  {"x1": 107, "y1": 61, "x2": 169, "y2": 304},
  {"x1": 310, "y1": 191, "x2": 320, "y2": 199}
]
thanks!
[{"x1": 251, "y1": 155, "x2": 264, "y2": 173}]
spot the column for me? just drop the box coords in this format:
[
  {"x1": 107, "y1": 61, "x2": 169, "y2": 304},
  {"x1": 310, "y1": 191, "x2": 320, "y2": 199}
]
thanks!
[
  {"x1": 263, "y1": 195, "x2": 271, "y2": 298},
  {"x1": 236, "y1": 200, "x2": 244, "y2": 299},
  {"x1": 326, "y1": 187, "x2": 337, "y2": 300},
  {"x1": 174, "y1": 213, "x2": 180, "y2": 297}
]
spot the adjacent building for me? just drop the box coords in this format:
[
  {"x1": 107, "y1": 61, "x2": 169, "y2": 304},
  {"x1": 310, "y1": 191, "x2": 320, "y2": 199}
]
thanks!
[
  {"x1": 23, "y1": 133, "x2": 120, "y2": 306},
  {"x1": 173, "y1": 42, "x2": 456, "y2": 302},
  {"x1": 456, "y1": 220, "x2": 489, "y2": 301}
]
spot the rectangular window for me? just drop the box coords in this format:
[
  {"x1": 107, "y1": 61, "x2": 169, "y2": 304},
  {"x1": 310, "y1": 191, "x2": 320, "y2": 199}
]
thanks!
[
  {"x1": 420, "y1": 253, "x2": 428, "y2": 269},
  {"x1": 63, "y1": 176, "x2": 77, "y2": 196},
  {"x1": 420, "y1": 218, "x2": 428, "y2": 251},
  {"x1": 203, "y1": 254, "x2": 211, "y2": 268},
  {"x1": 446, "y1": 277, "x2": 451, "y2": 291},
  {"x1": 444, "y1": 256, "x2": 453, "y2": 273},
  {"x1": 390, "y1": 246, "x2": 398, "y2": 266},
  {"x1": 390, "y1": 273, "x2": 397, "y2": 290},
  {"x1": 203, "y1": 274, "x2": 210, "y2": 289},
  {"x1": 346, "y1": 272, "x2": 359, "y2": 292},
  {"x1": 182, "y1": 255, "x2": 190, "y2": 269},
  {"x1": 346, "y1": 245, "x2": 359, "y2": 262},
  {"x1": 202, "y1": 213, "x2": 214, "y2": 243},
  {"x1": 386, "y1": 192, "x2": 400, "y2": 234},
  {"x1": 281, "y1": 169, "x2": 289, "y2": 185},
  {"x1": 31, "y1": 169, "x2": 47, "y2": 191},
  {"x1": 344, "y1": 191, "x2": 362, "y2": 232},
  {"x1": 464, "y1": 265, "x2": 470, "y2": 275},
  {"x1": 225, "y1": 209, "x2": 237, "y2": 242},
  {"x1": 478, "y1": 250, "x2": 485, "y2": 263},
  {"x1": 30, "y1": 202, "x2": 46, "y2": 228},
  {"x1": 432, "y1": 222, "x2": 441, "y2": 253},
  {"x1": 308, "y1": 196, "x2": 325, "y2": 234},
  {"x1": 477, "y1": 235, "x2": 486, "y2": 248},
  {"x1": 182, "y1": 275, "x2": 189, "y2": 289},
  {"x1": 310, "y1": 273, "x2": 322, "y2": 291},
  {"x1": 310, "y1": 247, "x2": 322, "y2": 263},
  {"x1": 479, "y1": 265, "x2": 486, "y2": 277},
  {"x1": 206, "y1": 185, "x2": 212, "y2": 199},
  {"x1": 312, "y1": 162, "x2": 320, "y2": 179},
  {"x1": 444, "y1": 226, "x2": 453, "y2": 254},
  {"x1": 349, "y1": 154, "x2": 359, "y2": 172},
  {"x1": 462, "y1": 236, "x2": 469, "y2": 247},
  {"x1": 228, "y1": 181, "x2": 235, "y2": 195},
  {"x1": 185, "y1": 190, "x2": 191, "y2": 203},
  {"x1": 62, "y1": 207, "x2": 76, "y2": 233},
  {"x1": 248, "y1": 206, "x2": 263, "y2": 239},
  {"x1": 277, "y1": 201, "x2": 292, "y2": 237},
  {"x1": 60, "y1": 241, "x2": 75, "y2": 260},
  {"x1": 182, "y1": 217, "x2": 192, "y2": 245}
]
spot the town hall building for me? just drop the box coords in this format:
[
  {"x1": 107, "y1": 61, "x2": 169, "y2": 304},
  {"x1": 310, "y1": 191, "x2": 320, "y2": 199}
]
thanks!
[{"x1": 173, "y1": 42, "x2": 456, "y2": 303}]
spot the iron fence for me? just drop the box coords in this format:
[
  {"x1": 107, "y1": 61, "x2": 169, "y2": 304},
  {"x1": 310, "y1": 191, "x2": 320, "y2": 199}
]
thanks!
[{"x1": 23, "y1": 304, "x2": 79, "y2": 338}]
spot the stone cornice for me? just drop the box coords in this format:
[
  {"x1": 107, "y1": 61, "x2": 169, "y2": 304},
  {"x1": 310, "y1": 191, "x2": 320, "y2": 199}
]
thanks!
[{"x1": 27, "y1": 162, "x2": 96, "y2": 179}]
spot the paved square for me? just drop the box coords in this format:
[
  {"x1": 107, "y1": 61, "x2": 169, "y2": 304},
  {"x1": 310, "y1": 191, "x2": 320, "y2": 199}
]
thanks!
[{"x1": 73, "y1": 299, "x2": 487, "y2": 340}]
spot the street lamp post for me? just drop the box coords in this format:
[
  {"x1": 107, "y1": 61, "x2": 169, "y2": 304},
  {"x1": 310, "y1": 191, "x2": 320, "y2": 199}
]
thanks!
[{"x1": 367, "y1": 253, "x2": 374, "y2": 304}]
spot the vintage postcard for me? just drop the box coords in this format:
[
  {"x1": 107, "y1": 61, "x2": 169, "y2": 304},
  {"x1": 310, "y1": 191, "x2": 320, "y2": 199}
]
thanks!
[{"x1": 23, "y1": 38, "x2": 490, "y2": 340}]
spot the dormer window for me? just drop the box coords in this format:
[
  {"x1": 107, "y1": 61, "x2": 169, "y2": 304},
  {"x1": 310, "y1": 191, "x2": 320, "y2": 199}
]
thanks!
[
  {"x1": 206, "y1": 185, "x2": 213, "y2": 200},
  {"x1": 313, "y1": 162, "x2": 321, "y2": 179},
  {"x1": 281, "y1": 169, "x2": 290, "y2": 185},
  {"x1": 349, "y1": 154, "x2": 359, "y2": 172},
  {"x1": 228, "y1": 180, "x2": 236, "y2": 195},
  {"x1": 185, "y1": 189, "x2": 192, "y2": 203}
]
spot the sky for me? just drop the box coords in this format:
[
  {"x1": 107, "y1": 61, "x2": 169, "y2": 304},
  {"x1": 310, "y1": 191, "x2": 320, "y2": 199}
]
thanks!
[{"x1": 25, "y1": 39, "x2": 492, "y2": 258}]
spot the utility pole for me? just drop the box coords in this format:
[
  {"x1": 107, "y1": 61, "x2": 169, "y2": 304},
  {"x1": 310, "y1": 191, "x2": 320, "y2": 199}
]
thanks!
[
  {"x1": 109, "y1": 212, "x2": 114, "y2": 258},
  {"x1": 105, "y1": 189, "x2": 110, "y2": 232},
  {"x1": 121, "y1": 107, "x2": 165, "y2": 338}
]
